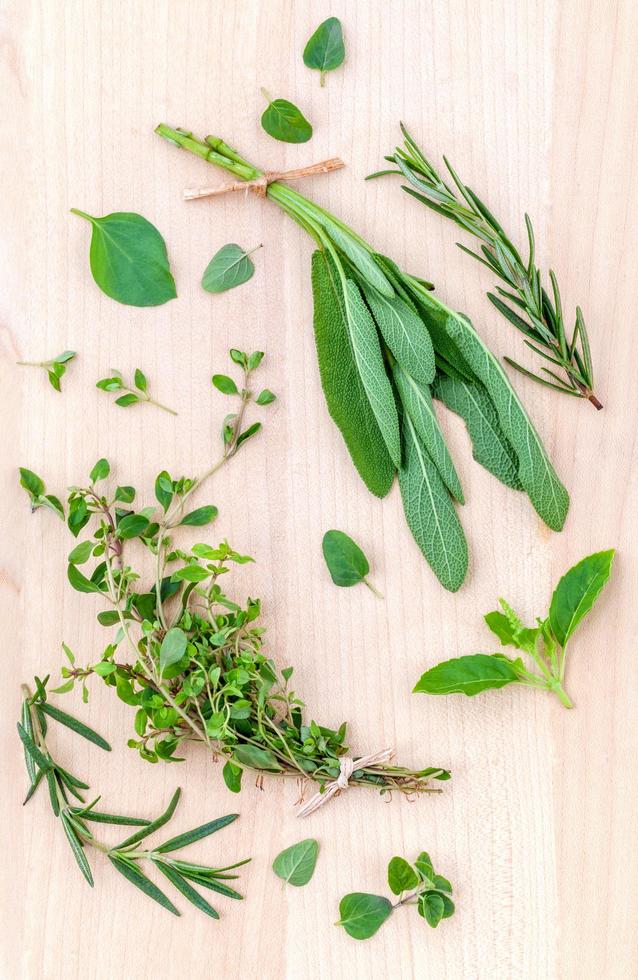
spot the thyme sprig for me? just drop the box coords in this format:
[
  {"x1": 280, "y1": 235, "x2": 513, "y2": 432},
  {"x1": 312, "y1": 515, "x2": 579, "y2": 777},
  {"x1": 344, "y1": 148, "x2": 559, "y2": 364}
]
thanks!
[
  {"x1": 19, "y1": 680, "x2": 248, "y2": 918},
  {"x1": 372, "y1": 126, "x2": 602, "y2": 408}
]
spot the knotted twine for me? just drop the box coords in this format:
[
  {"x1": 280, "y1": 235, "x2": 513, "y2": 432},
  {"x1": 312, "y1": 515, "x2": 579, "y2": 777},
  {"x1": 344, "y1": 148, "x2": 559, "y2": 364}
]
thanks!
[
  {"x1": 296, "y1": 748, "x2": 394, "y2": 818},
  {"x1": 183, "y1": 157, "x2": 345, "y2": 200}
]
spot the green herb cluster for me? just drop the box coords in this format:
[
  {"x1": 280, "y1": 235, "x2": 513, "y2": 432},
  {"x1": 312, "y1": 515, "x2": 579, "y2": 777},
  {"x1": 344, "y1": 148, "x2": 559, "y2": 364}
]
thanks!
[
  {"x1": 19, "y1": 680, "x2": 248, "y2": 918},
  {"x1": 414, "y1": 550, "x2": 614, "y2": 707},
  {"x1": 96, "y1": 367, "x2": 177, "y2": 415},
  {"x1": 374, "y1": 126, "x2": 601, "y2": 407},
  {"x1": 20, "y1": 349, "x2": 448, "y2": 802},
  {"x1": 155, "y1": 124, "x2": 569, "y2": 592},
  {"x1": 337, "y1": 850, "x2": 454, "y2": 940}
]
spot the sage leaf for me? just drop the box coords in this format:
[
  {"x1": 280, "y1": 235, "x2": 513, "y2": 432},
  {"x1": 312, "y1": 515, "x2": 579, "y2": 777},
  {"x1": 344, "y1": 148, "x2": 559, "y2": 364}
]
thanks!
[
  {"x1": 233, "y1": 744, "x2": 282, "y2": 771},
  {"x1": 414, "y1": 653, "x2": 521, "y2": 696},
  {"x1": 387, "y1": 856, "x2": 419, "y2": 895},
  {"x1": 433, "y1": 375, "x2": 522, "y2": 491},
  {"x1": 310, "y1": 250, "x2": 395, "y2": 497},
  {"x1": 549, "y1": 549, "x2": 615, "y2": 647},
  {"x1": 398, "y1": 414, "x2": 468, "y2": 592},
  {"x1": 361, "y1": 283, "x2": 435, "y2": 386},
  {"x1": 393, "y1": 364, "x2": 464, "y2": 503},
  {"x1": 322, "y1": 530, "x2": 370, "y2": 588},
  {"x1": 70, "y1": 209, "x2": 176, "y2": 307},
  {"x1": 343, "y1": 279, "x2": 401, "y2": 467},
  {"x1": 272, "y1": 838, "x2": 319, "y2": 887},
  {"x1": 159, "y1": 628, "x2": 188, "y2": 676},
  {"x1": 260, "y1": 91, "x2": 312, "y2": 143},
  {"x1": 337, "y1": 893, "x2": 393, "y2": 940},
  {"x1": 303, "y1": 17, "x2": 345, "y2": 85},
  {"x1": 202, "y1": 243, "x2": 261, "y2": 294}
]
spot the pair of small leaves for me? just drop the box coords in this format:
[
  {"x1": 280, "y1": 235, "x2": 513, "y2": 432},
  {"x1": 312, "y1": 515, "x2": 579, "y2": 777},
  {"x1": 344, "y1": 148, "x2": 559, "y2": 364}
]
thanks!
[
  {"x1": 18, "y1": 350, "x2": 76, "y2": 392},
  {"x1": 272, "y1": 838, "x2": 319, "y2": 886},
  {"x1": 212, "y1": 372, "x2": 276, "y2": 407},
  {"x1": 260, "y1": 89, "x2": 312, "y2": 143},
  {"x1": 414, "y1": 550, "x2": 615, "y2": 706},
  {"x1": 202, "y1": 243, "x2": 262, "y2": 293},
  {"x1": 71, "y1": 209, "x2": 176, "y2": 307},
  {"x1": 321, "y1": 529, "x2": 381, "y2": 597},
  {"x1": 303, "y1": 17, "x2": 345, "y2": 86}
]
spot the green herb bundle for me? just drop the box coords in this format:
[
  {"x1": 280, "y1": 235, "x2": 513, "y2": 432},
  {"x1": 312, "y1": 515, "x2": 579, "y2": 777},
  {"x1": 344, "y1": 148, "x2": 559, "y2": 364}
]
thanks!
[
  {"x1": 22, "y1": 350, "x2": 448, "y2": 807},
  {"x1": 155, "y1": 124, "x2": 569, "y2": 593}
]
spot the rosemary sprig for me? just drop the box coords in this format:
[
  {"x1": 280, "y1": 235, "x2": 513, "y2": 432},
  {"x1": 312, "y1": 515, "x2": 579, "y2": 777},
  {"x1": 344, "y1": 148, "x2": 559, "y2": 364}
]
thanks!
[
  {"x1": 372, "y1": 125, "x2": 602, "y2": 409},
  {"x1": 19, "y1": 680, "x2": 248, "y2": 918}
]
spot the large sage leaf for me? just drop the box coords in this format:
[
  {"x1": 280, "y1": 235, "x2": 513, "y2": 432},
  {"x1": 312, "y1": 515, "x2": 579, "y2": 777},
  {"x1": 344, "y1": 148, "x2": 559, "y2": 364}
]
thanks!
[
  {"x1": 398, "y1": 414, "x2": 468, "y2": 592},
  {"x1": 414, "y1": 653, "x2": 521, "y2": 696},
  {"x1": 361, "y1": 283, "x2": 435, "y2": 385},
  {"x1": 433, "y1": 374, "x2": 522, "y2": 490},
  {"x1": 310, "y1": 251, "x2": 394, "y2": 496},
  {"x1": 303, "y1": 17, "x2": 345, "y2": 85},
  {"x1": 71, "y1": 209, "x2": 176, "y2": 307},
  {"x1": 394, "y1": 364, "x2": 464, "y2": 503},
  {"x1": 272, "y1": 838, "x2": 319, "y2": 886},
  {"x1": 549, "y1": 549, "x2": 614, "y2": 647},
  {"x1": 337, "y1": 893, "x2": 393, "y2": 940},
  {"x1": 343, "y1": 279, "x2": 401, "y2": 467}
]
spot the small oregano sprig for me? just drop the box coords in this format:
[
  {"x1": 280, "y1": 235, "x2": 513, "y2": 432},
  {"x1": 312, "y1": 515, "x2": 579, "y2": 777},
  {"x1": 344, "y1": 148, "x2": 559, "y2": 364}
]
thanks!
[
  {"x1": 414, "y1": 549, "x2": 615, "y2": 708},
  {"x1": 19, "y1": 468, "x2": 64, "y2": 519},
  {"x1": 337, "y1": 851, "x2": 455, "y2": 940},
  {"x1": 96, "y1": 367, "x2": 178, "y2": 415},
  {"x1": 18, "y1": 679, "x2": 249, "y2": 918},
  {"x1": 17, "y1": 350, "x2": 76, "y2": 391}
]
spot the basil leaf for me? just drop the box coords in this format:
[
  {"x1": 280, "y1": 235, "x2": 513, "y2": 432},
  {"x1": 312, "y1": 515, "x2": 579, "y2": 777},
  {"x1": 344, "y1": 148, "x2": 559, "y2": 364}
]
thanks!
[
  {"x1": 414, "y1": 653, "x2": 522, "y2": 696},
  {"x1": 322, "y1": 530, "x2": 369, "y2": 587},
  {"x1": 310, "y1": 250, "x2": 395, "y2": 497},
  {"x1": 399, "y1": 414, "x2": 468, "y2": 592},
  {"x1": 260, "y1": 91, "x2": 312, "y2": 143},
  {"x1": 393, "y1": 364, "x2": 464, "y2": 503},
  {"x1": 549, "y1": 549, "x2": 615, "y2": 647},
  {"x1": 71, "y1": 209, "x2": 176, "y2": 307},
  {"x1": 387, "y1": 856, "x2": 419, "y2": 895},
  {"x1": 202, "y1": 244, "x2": 260, "y2": 294},
  {"x1": 484, "y1": 610, "x2": 519, "y2": 646},
  {"x1": 303, "y1": 17, "x2": 345, "y2": 86},
  {"x1": 159, "y1": 628, "x2": 188, "y2": 676},
  {"x1": 272, "y1": 838, "x2": 319, "y2": 887},
  {"x1": 337, "y1": 893, "x2": 393, "y2": 940}
]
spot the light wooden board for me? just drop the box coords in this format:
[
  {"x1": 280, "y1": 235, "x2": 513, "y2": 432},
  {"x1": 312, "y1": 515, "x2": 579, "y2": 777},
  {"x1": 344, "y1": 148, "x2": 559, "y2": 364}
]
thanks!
[{"x1": 1, "y1": 1, "x2": 637, "y2": 977}]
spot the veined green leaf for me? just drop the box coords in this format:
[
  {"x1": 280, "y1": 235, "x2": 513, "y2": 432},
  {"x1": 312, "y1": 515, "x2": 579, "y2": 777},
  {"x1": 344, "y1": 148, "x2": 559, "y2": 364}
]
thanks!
[
  {"x1": 310, "y1": 250, "x2": 395, "y2": 497},
  {"x1": 398, "y1": 415, "x2": 468, "y2": 592},
  {"x1": 394, "y1": 364, "x2": 464, "y2": 502},
  {"x1": 414, "y1": 653, "x2": 522, "y2": 696},
  {"x1": 222, "y1": 761, "x2": 242, "y2": 793},
  {"x1": 433, "y1": 374, "x2": 522, "y2": 490},
  {"x1": 202, "y1": 244, "x2": 260, "y2": 293},
  {"x1": 419, "y1": 890, "x2": 445, "y2": 927},
  {"x1": 387, "y1": 856, "x2": 419, "y2": 895},
  {"x1": 272, "y1": 839, "x2": 319, "y2": 887},
  {"x1": 303, "y1": 17, "x2": 345, "y2": 85},
  {"x1": 549, "y1": 550, "x2": 615, "y2": 647},
  {"x1": 337, "y1": 893, "x2": 393, "y2": 940},
  {"x1": 108, "y1": 855, "x2": 180, "y2": 915},
  {"x1": 159, "y1": 628, "x2": 188, "y2": 676},
  {"x1": 260, "y1": 93, "x2": 312, "y2": 143},
  {"x1": 361, "y1": 282, "x2": 435, "y2": 385},
  {"x1": 343, "y1": 279, "x2": 401, "y2": 467}
]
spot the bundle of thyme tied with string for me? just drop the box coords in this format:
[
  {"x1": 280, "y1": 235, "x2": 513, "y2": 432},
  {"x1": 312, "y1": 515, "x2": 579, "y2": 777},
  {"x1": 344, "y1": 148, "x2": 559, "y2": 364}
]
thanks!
[{"x1": 21, "y1": 349, "x2": 449, "y2": 812}]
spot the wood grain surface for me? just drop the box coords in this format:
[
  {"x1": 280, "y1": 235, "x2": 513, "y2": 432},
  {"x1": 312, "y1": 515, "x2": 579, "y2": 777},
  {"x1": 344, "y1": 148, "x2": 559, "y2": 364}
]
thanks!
[{"x1": 1, "y1": 1, "x2": 636, "y2": 977}]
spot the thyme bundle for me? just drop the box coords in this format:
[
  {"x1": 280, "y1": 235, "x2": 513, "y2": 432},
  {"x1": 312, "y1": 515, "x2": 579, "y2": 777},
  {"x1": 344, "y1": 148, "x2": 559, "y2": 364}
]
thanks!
[{"x1": 155, "y1": 124, "x2": 569, "y2": 594}]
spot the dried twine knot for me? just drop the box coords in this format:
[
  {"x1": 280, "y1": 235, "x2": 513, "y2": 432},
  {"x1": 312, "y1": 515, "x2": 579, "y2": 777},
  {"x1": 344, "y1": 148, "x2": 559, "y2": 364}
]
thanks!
[
  {"x1": 183, "y1": 157, "x2": 345, "y2": 201},
  {"x1": 296, "y1": 748, "x2": 394, "y2": 818}
]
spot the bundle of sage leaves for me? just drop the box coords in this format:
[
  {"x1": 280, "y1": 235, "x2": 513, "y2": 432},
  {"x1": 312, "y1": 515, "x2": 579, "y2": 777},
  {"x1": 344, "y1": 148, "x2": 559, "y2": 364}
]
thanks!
[{"x1": 155, "y1": 125, "x2": 569, "y2": 593}]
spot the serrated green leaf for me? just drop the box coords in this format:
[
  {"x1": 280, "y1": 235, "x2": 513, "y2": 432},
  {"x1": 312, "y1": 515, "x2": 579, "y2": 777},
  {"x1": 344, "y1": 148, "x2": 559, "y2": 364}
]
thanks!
[
  {"x1": 549, "y1": 550, "x2": 615, "y2": 647},
  {"x1": 272, "y1": 839, "x2": 319, "y2": 886}
]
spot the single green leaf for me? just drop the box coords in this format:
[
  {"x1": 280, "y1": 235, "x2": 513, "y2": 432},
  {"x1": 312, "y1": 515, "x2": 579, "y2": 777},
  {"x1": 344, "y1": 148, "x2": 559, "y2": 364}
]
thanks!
[
  {"x1": 71, "y1": 209, "x2": 176, "y2": 307},
  {"x1": 394, "y1": 364, "x2": 464, "y2": 503},
  {"x1": 72, "y1": 803, "x2": 150, "y2": 826},
  {"x1": 115, "y1": 393, "x2": 139, "y2": 408},
  {"x1": 322, "y1": 529, "x2": 369, "y2": 587},
  {"x1": 42, "y1": 494, "x2": 65, "y2": 519},
  {"x1": 233, "y1": 744, "x2": 282, "y2": 771},
  {"x1": 67, "y1": 564, "x2": 103, "y2": 594},
  {"x1": 433, "y1": 874, "x2": 453, "y2": 894},
  {"x1": 39, "y1": 702, "x2": 111, "y2": 751},
  {"x1": 361, "y1": 282, "x2": 435, "y2": 386},
  {"x1": 337, "y1": 893, "x2": 393, "y2": 940},
  {"x1": 53, "y1": 350, "x2": 76, "y2": 364},
  {"x1": 202, "y1": 244, "x2": 260, "y2": 294},
  {"x1": 68, "y1": 540, "x2": 93, "y2": 565},
  {"x1": 433, "y1": 375, "x2": 522, "y2": 491},
  {"x1": 156, "y1": 813, "x2": 239, "y2": 854},
  {"x1": 117, "y1": 513, "x2": 150, "y2": 539},
  {"x1": 419, "y1": 890, "x2": 445, "y2": 927},
  {"x1": 260, "y1": 92, "x2": 312, "y2": 143},
  {"x1": 303, "y1": 17, "x2": 345, "y2": 85},
  {"x1": 155, "y1": 470, "x2": 173, "y2": 512},
  {"x1": 19, "y1": 467, "x2": 44, "y2": 498},
  {"x1": 212, "y1": 374, "x2": 239, "y2": 395},
  {"x1": 172, "y1": 564, "x2": 210, "y2": 583},
  {"x1": 255, "y1": 388, "x2": 276, "y2": 405},
  {"x1": 115, "y1": 485, "x2": 136, "y2": 504},
  {"x1": 387, "y1": 856, "x2": 419, "y2": 895},
  {"x1": 272, "y1": 839, "x2": 319, "y2": 887},
  {"x1": 108, "y1": 855, "x2": 179, "y2": 915},
  {"x1": 90, "y1": 458, "x2": 110, "y2": 483},
  {"x1": 222, "y1": 761, "x2": 242, "y2": 793},
  {"x1": 154, "y1": 862, "x2": 219, "y2": 918},
  {"x1": 440, "y1": 893, "x2": 455, "y2": 918},
  {"x1": 398, "y1": 414, "x2": 468, "y2": 592},
  {"x1": 179, "y1": 506, "x2": 218, "y2": 527},
  {"x1": 549, "y1": 550, "x2": 615, "y2": 647},
  {"x1": 414, "y1": 653, "x2": 521, "y2": 696},
  {"x1": 484, "y1": 610, "x2": 518, "y2": 646},
  {"x1": 134, "y1": 368, "x2": 147, "y2": 392},
  {"x1": 160, "y1": 628, "x2": 188, "y2": 676},
  {"x1": 310, "y1": 250, "x2": 395, "y2": 497}
]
